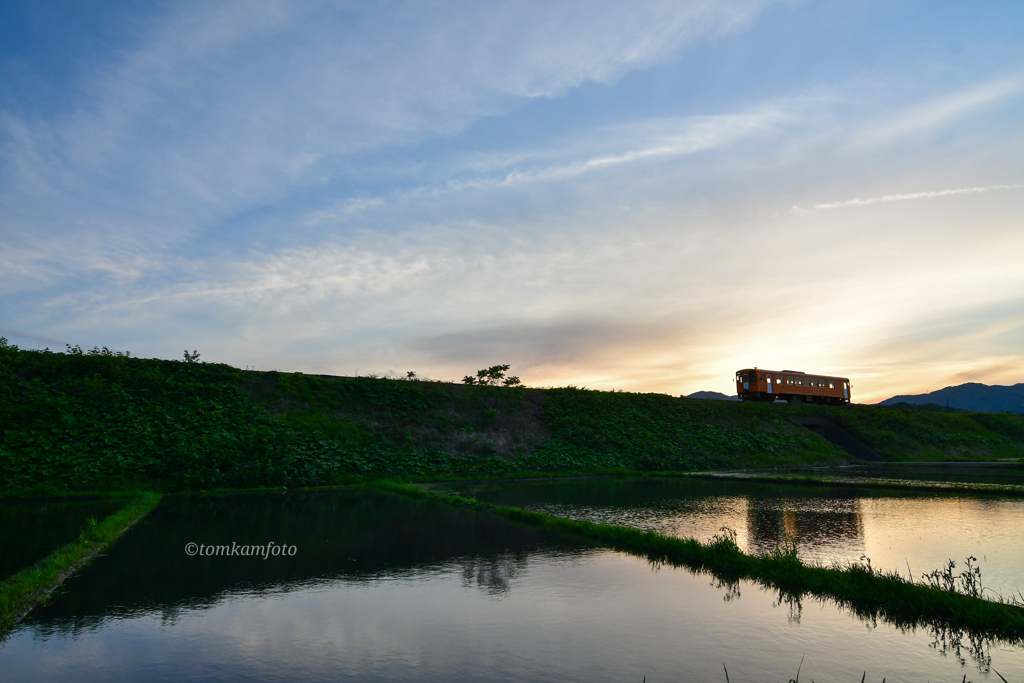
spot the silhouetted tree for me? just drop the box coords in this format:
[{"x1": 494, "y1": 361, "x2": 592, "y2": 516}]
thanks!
[{"x1": 463, "y1": 364, "x2": 521, "y2": 387}]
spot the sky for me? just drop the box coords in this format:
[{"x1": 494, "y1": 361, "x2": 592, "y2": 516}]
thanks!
[{"x1": 1, "y1": 0, "x2": 1023, "y2": 402}]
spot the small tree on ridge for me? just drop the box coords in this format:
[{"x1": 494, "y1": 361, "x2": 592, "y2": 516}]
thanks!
[{"x1": 463, "y1": 364, "x2": 521, "y2": 387}]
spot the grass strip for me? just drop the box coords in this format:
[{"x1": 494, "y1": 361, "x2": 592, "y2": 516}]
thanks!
[
  {"x1": 686, "y1": 471, "x2": 1024, "y2": 497},
  {"x1": 0, "y1": 491, "x2": 162, "y2": 637},
  {"x1": 375, "y1": 480, "x2": 1024, "y2": 643},
  {"x1": 416, "y1": 469, "x2": 1024, "y2": 499}
]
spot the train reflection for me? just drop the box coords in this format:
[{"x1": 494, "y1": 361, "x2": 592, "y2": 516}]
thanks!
[{"x1": 744, "y1": 498, "x2": 865, "y2": 559}]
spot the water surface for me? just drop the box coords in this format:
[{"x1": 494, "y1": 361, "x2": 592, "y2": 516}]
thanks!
[
  {"x1": 449, "y1": 477, "x2": 1024, "y2": 597},
  {"x1": 1, "y1": 489, "x2": 1021, "y2": 682},
  {"x1": 798, "y1": 463, "x2": 1024, "y2": 486}
]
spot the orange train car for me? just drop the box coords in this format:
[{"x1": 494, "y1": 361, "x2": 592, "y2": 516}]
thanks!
[{"x1": 735, "y1": 368, "x2": 850, "y2": 405}]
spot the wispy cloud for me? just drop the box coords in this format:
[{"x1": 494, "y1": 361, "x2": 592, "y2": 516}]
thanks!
[
  {"x1": 0, "y1": 0, "x2": 777, "y2": 284},
  {"x1": 795, "y1": 182, "x2": 1024, "y2": 212},
  {"x1": 490, "y1": 110, "x2": 792, "y2": 187},
  {"x1": 305, "y1": 105, "x2": 800, "y2": 225},
  {"x1": 853, "y1": 75, "x2": 1024, "y2": 147}
]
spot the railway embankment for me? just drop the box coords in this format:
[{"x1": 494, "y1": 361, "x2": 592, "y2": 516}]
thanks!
[{"x1": 2, "y1": 340, "x2": 1022, "y2": 495}]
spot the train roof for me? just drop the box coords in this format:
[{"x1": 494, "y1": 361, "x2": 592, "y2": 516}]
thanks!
[{"x1": 737, "y1": 368, "x2": 849, "y2": 380}]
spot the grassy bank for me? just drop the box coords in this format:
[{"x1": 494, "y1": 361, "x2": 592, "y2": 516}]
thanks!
[
  {"x1": 2, "y1": 340, "x2": 1022, "y2": 493},
  {"x1": 0, "y1": 492, "x2": 162, "y2": 636},
  {"x1": 377, "y1": 481, "x2": 1024, "y2": 642},
  {"x1": 687, "y1": 471, "x2": 1024, "y2": 497},
  {"x1": 790, "y1": 402, "x2": 1024, "y2": 461}
]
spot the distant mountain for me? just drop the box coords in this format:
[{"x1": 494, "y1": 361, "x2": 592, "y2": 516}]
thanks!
[
  {"x1": 686, "y1": 391, "x2": 741, "y2": 401},
  {"x1": 879, "y1": 382, "x2": 1024, "y2": 413}
]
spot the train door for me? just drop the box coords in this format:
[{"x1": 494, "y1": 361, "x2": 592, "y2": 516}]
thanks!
[
  {"x1": 765, "y1": 373, "x2": 772, "y2": 394},
  {"x1": 843, "y1": 381, "x2": 849, "y2": 400}
]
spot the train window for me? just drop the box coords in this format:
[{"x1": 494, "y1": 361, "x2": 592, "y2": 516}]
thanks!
[
  {"x1": 829, "y1": 381, "x2": 835, "y2": 389},
  {"x1": 775, "y1": 377, "x2": 782, "y2": 384}
]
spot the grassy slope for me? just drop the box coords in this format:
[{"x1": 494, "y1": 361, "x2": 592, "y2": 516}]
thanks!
[
  {"x1": 1, "y1": 343, "x2": 1022, "y2": 493},
  {"x1": 250, "y1": 371, "x2": 846, "y2": 472},
  {"x1": 790, "y1": 403, "x2": 1024, "y2": 461}
]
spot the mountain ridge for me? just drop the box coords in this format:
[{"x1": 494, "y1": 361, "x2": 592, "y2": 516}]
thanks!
[
  {"x1": 879, "y1": 382, "x2": 1024, "y2": 414},
  {"x1": 685, "y1": 390, "x2": 740, "y2": 401}
]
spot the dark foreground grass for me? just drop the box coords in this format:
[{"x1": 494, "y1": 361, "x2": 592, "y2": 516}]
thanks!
[
  {"x1": 376, "y1": 481, "x2": 1024, "y2": 643},
  {"x1": 0, "y1": 492, "x2": 161, "y2": 637}
]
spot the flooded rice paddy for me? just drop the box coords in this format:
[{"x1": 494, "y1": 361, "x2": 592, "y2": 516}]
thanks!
[
  {"x1": 2, "y1": 482, "x2": 1023, "y2": 682},
  {"x1": 0, "y1": 497, "x2": 127, "y2": 580},
  {"x1": 448, "y1": 476, "x2": 1024, "y2": 598},
  {"x1": 809, "y1": 463, "x2": 1024, "y2": 487}
]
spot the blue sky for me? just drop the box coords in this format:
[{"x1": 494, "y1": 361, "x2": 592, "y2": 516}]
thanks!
[{"x1": 2, "y1": 0, "x2": 1023, "y2": 400}]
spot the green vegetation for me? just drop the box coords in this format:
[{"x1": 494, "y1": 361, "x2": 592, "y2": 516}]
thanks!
[
  {"x1": 685, "y1": 472, "x2": 1024, "y2": 497},
  {"x1": 790, "y1": 402, "x2": 1024, "y2": 461},
  {"x1": 0, "y1": 341, "x2": 352, "y2": 493},
  {"x1": 0, "y1": 492, "x2": 161, "y2": 636},
  {"x1": 251, "y1": 369, "x2": 848, "y2": 473},
  {"x1": 462, "y1": 363, "x2": 521, "y2": 386},
  {"x1": 378, "y1": 481, "x2": 1024, "y2": 642},
  {"x1": 2, "y1": 339, "x2": 1022, "y2": 494}
]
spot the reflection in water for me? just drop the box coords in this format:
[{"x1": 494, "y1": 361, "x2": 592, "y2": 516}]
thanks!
[
  {"x1": 930, "y1": 623, "x2": 993, "y2": 671},
  {"x1": 460, "y1": 553, "x2": 527, "y2": 595},
  {"x1": 458, "y1": 477, "x2": 1024, "y2": 594},
  {"x1": 773, "y1": 591, "x2": 803, "y2": 625},
  {"x1": 2, "y1": 489, "x2": 1023, "y2": 682},
  {"x1": 744, "y1": 498, "x2": 864, "y2": 559},
  {"x1": 711, "y1": 576, "x2": 742, "y2": 602},
  {"x1": 21, "y1": 490, "x2": 576, "y2": 636}
]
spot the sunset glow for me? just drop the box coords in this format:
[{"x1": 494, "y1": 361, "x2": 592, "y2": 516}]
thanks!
[{"x1": 2, "y1": 1, "x2": 1022, "y2": 402}]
